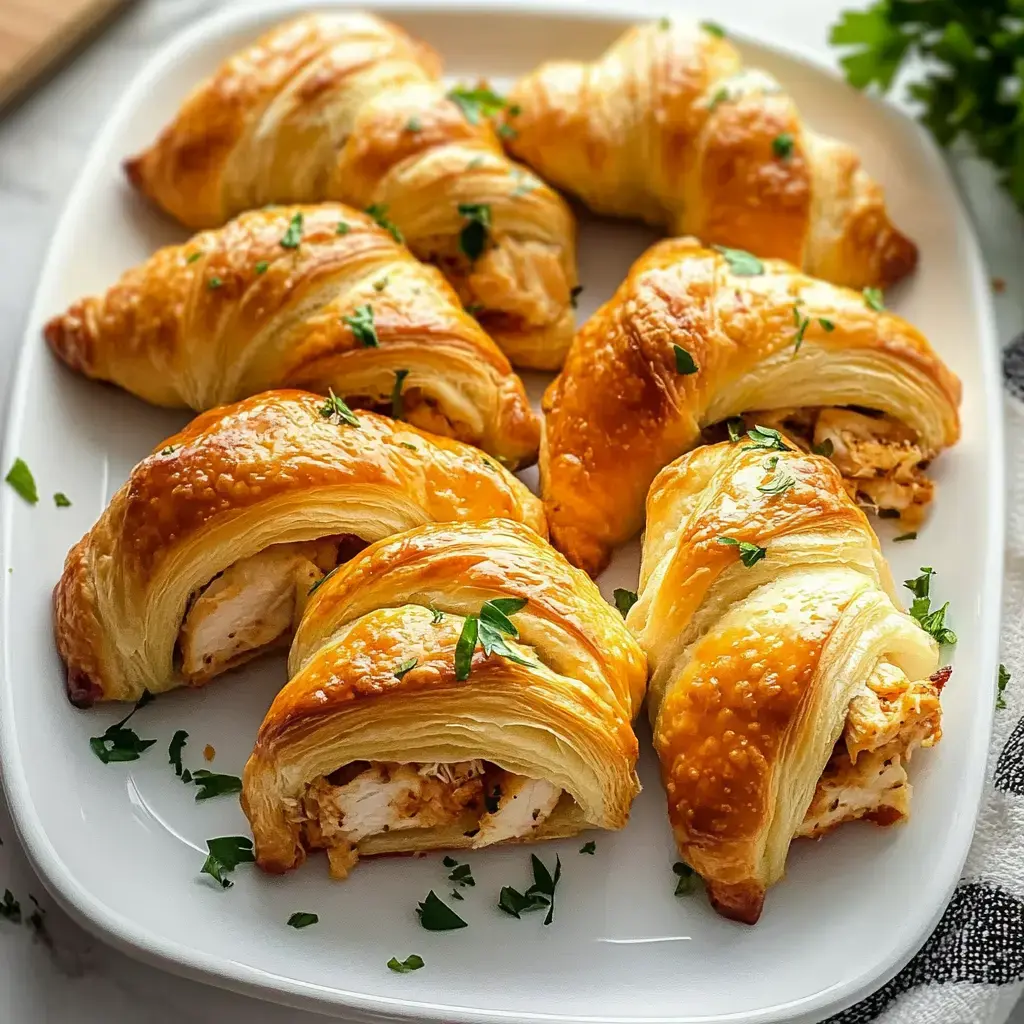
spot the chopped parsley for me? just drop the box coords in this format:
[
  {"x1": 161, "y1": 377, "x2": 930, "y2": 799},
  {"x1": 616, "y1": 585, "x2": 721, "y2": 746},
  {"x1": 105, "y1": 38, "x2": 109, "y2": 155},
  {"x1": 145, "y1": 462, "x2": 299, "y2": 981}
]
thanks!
[
  {"x1": 416, "y1": 890, "x2": 467, "y2": 930},
  {"x1": 168, "y1": 730, "x2": 188, "y2": 776},
  {"x1": 53, "y1": 492, "x2": 71, "y2": 508},
  {"x1": 190, "y1": 770, "x2": 242, "y2": 801},
  {"x1": 405, "y1": 117, "x2": 423, "y2": 133},
  {"x1": 673, "y1": 862, "x2": 699, "y2": 896},
  {"x1": 792, "y1": 305, "x2": 810, "y2": 353},
  {"x1": 185, "y1": 251, "x2": 202, "y2": 264},
  {"x1": 726, "y1": 418, "x2": 745, "y2": 443},
  {"x1": 430, "y1": 606, "x2": 445, "y2": 624},
  {"x1": 308, "y1": 565, "x2": 339, "y2": 597},
  {"x1": 447, "y1": 860, "x2": 475, "y2": 888},
  {"x1": 5, "y1": 458, "x2": 37, "y2": 504},
  {"x1": 579, "y1": 841, "x2": 596, "y2": 855},
  {"x1": 998, "y1": 664, "x2": 1011, "y2": 710},
  {"x1": 0, "y1": 890, "x2": 21, "y2": 923},
  {"x1": 388, "y1": 954, "x2": 425, "y2": 972},
  {"x1": 742, "y1": 425, "x2": 790, "y2": 452},
  {"x1": 812, "y1": 438, "x2": 834, "y2": 458},
  {"x1": 713, "y1": 245, "x2": 764, "y2": 276},
  {"x1": 447, "y1": 85, "x2": 508, "y2": 125},
  {"x1": 707, "y1": 86, "x2": 730, "y2": 111},
  {"x1": 200, "y1": 836, "x2": 255, "y2": 889},
  {"x1": 498, "y1": 885, "x2": 549, "y2": 918},
  {"x1": 391, "y1": 368, "x2": 410, "y2": 420},
  {"x1": 287, "y1": 912, "x2": 319, "y2": 929},
  {"x1": 569, "y1": 285, "x2": 583, "y2": 308},
  {"x1": 450, "y1": 889, "x2": 465, "y2": 900},
  {"x1": 717, "y1": 536, "x2": 767, "y2": 567},
  {"x1": 398, "y1": 441, "x2": 418, "y2": 451},
  {"x1": 757, "y1": 464, "x2": 797, "y2": 496},
  {"x1": 701, "y1": 20, "x2": 726, "y2": 37},
  {"x1": 336, "y1": 221, "x2": 350, "y2": 235},
  {"x1": 207, "y1": 276, "x2": 223, "y2": 290},
  {"x1": 673, "y1": 345, "x2": 699, "y2": 374},
  {"x1": 254, "y1": 260, "x2": 269, "y2": 275},
  {"x1": 373, "y1": 276, "x2": 389, "y2": 292},
  {"x1": 893, "y1": 531, "x2": 918, "y2": 542},
  {"x1": 89, "y1": 690, "x2": 156, "y2": 764},
  {"x1": 903, "y1": 567, "x2": 957, "y2": 645},
  {"x1": 366, "y1": 204, "x2": 404, "y2": 243},
  {"x1": 319, "y1": 389, "x2": 360, "y2": 427},
  {"x1": 343, "y1": 304, "x2": 378, "y2": 348},
  {"x1": 279, "y1": 212, "x2": 303, "y2": 249},
  {"x1": 498, "y1": 854, "x2": 561, "y2": 925},
  {"x1": 657, "y1": 17, "x2": 671, "y2": 30},
  {"x1": 863, "y1": 286, "x2": 886, "y2": 312},
  {"x1": 819, "y1": 317, "x2": 836, "y2": 332},
  {"x1": 613, "y1": 588, "x2": 638, "y2": 617},
  {"x1": 773, "y1": 132, "x2": 795, "y2": 159},
  {"x1": 458, "y1": 203, "x2": 491, "y2": 261},
  {"x1": 395, "y1": 658, "x2": 418, "y2": 679},
  {"x1": 454, "y1": 597, "x2": 531, "y2": 681}
]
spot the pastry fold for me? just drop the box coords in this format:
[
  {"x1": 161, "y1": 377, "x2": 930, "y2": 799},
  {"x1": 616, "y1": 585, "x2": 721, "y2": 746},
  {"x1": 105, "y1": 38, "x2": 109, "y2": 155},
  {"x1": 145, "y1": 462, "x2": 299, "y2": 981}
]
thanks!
[
  {"x1": 629, "y1": 442, "x2": 944, "y2": 924},
  {"x1": 242, "y1": 518, "x2": 645, "y2": 876},
  {"x1": 541, "y1": 237, "x2": 960, "y2": 574},
  {"x1": 45, "y1": 204, "x2": 539, "y2": 469},
  {"x1": 123, "y1": 12, "x2": 578, "y2": 369},
  {"x1": 54, "y1": 392, "x2": 545, "y2": 705},
  {"x1": 505, "y1": 19, "x2": 916, "y2": 290}
]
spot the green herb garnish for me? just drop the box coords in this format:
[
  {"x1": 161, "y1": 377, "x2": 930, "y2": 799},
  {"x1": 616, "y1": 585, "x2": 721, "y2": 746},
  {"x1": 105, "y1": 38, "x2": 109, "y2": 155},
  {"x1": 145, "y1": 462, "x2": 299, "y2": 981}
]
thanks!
[
  {"x1": 406, "y1": 117, "x2": 422, "y2": 133},
  {"x1": 447, "y1": 86, "x2": 508, "y2": 124},
  {"x1": 893, "y1": 531, "x2": 917, "y2": 542},
  {"x1": 343, "y1": 304, "x2": 378, "y2": 348},
  {"x1": 580, "y1": 841, "x2": 596, "y2": 855},
  {"x1": 863, "y1": 286, "x2": 885, "y2": 312},
  {"x1": 5, "y1": 458, "x2": 37, "y2": 504},
  {"x1": 0, "y1": 890, "x2": 21, "y2": 923},
  {"x1": 185, "y1": 251, "x2": 202, "y2": 264},
  {"x1": 818, "y1": 318, "x2": 835, "y2": 332},
  {"x1": 448, "y1": 861, "x2": 475, "y2": 888},
  {"x1": 613, "y1": 588, "x2": 638, "y2": 618},
  {"x1": 742, "y1": 425, "x2": 790, "y2": 452},
  {"x1": 279, "y1": 212, "x2": 303, "y2": 249},
  {"x1": 287, "y1": 912, "x2": 319, "y2": 929},
  {"x1": 416, "y1": 890, "x2": 467, "y2": 930},
  {"x1": 89, "y1": 691, "x2": 156, "y2": 764},
  {"x1": 388, "y1": 954, "x2": 425, "y2": 972},
  {"x1": 391, "y1": 368, "x2": 410, "y2": 420},
  {"x1": 673, "y1": 861, "x2": 699, "y2": 896},
  {"x1": 713, "y1": 245, "x2": 764, "y2": 276},
  {"x1": 207, "y1": 276, "x2": 222, "y2": 290},
  {"x1": 430, "y1": 606, "x2": 445, "y2": 624},
  {"x1": 168, "y1": 730, "x2": 188, "y2": 776},
  {"x1": 190, "y1": 770, "x2": 243, "y2": 801},
  {"x1": 319, "y1": 389, "x2": 360, "y2": 428},
  {"x1": 308, "y1": 565, "x2": 339, "y2": 597},
  {"x1": 726, "y1": 418, "x2": 745, "y2": 443},
  {"x1": 254, "y1": 260, "x2": 269, "y2": 275},
  {"x1": 336, "y1": 221, "x2": 350, "y2": 235},
  {"x1": 53, "y1": 492, "x2": 71, "y2": 508},
  {"x1": 454, "y1": 597, "x2": 531, "y2": 681},
  {"x1": 498, "y1": 886, "x2": 549, "y2": 918},
  {"x1": 395, "y1": 658, "x2": 418, "y2": 679},
  {"x1": 812, "y1": 438, "x2": 834, "y2": 458},
  {"x1": 903, "y1": 567, "x2": 957, "y2": 645},
  {"x1": 458, "y1": 203, "x2": 491, "y2": 261},
  {"x1": 366, "y1": 204, "x2": 404, "y2": 243},
  {"x1": 673, "y1": 345, "x2": 699, "y2": 374},
  {"x1": 717, "y1": 536, "x2": 767, "y2": 567},
  {"x1": 772, "y1": 132, "x2": 795, "y2": 159},
  {"x1": 701, "y1": 20, "x2": 726, "y2": 37},
  {"x1": 200, "y1": 836, "x2": 255, "y2": 889},
  {"x1": 998, "y1": 664, "x2": 1011, "y2": 710}
]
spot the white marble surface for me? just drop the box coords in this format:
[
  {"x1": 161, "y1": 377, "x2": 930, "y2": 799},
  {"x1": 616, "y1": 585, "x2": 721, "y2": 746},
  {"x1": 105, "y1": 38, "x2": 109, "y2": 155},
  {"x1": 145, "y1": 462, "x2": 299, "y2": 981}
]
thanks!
[{"x1": 1, "y1": 1, "x2": 1023, "y2": 1022}]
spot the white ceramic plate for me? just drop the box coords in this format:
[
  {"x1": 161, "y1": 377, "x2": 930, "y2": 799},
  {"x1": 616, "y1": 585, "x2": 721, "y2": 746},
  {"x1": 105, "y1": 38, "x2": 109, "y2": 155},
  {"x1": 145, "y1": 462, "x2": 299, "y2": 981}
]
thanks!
[{"x1": 0, "y1": 3, "x2": 1004, "y2": 1022}]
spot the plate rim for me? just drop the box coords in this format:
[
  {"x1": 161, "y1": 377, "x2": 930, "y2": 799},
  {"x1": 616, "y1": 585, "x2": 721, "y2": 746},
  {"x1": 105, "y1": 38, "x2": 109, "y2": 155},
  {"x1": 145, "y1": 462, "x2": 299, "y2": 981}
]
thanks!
[{"x1": 0, "y1": 1, "x2": 1005, "y2": 1022}]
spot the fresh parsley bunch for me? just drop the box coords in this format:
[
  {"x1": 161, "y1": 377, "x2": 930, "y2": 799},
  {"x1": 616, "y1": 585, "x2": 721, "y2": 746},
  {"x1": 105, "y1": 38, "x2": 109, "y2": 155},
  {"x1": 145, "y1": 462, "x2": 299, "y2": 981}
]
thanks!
[{"x1": 831, "y1": 1, "x2": 1024, "y2": 212}]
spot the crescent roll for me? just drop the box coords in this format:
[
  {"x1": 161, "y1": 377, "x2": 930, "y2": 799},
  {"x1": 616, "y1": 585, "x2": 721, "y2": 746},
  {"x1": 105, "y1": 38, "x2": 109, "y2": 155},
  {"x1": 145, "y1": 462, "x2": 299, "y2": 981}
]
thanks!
[
  {"x1": 629, "y1": 442, "x2": 944, "y2": 924},
  {"x1": 123, "y1": 12, "x2": 578, "y2": 369},
  {"x1": 54, "y1": 391, "x2": 546, "y2": 706},
  {"x1": 505, "y1": 18, "x2": 916, "y2": 290},
  {"x1": 241, "y1": 518, "x2": 645, "y2": 877},
  {"x1": 541, "y1": 237, "x2": 960, "y2": 574},
  {"x1": 45, "y1": 204, "x2": 540, "y2": 469}
]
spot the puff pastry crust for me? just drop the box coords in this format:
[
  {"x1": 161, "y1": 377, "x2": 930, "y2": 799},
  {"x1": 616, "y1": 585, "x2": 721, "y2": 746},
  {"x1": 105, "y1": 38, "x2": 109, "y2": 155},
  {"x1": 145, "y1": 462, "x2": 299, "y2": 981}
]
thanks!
[
  {"x1": 54, "y1": 391, "x2": 546, "y2": 706},
  {"x1": 629, "y1": 442, "x2": 943, "y2": 923},
  {"x1": 123, "y1": 12, "x2": 578, "y2": 369},
  {"x1": 242, "y1": 518, "x2": 646, "y2": 875},
  {"x1": 541, "y1": 237, "x2": 960, "y2": 574},
  {"x1": 44, "y1": 204, "x2": 540, "y2": 469},
  {"x1": 505, "y1": 19, "x2": 916, "y2": 290}
]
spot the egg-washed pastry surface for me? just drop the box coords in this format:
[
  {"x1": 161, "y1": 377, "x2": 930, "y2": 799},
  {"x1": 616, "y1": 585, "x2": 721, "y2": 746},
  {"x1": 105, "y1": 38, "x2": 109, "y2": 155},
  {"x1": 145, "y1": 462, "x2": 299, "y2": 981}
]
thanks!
[
  {"x1": 45, "y1": 204, "x2": 540, "y2": 470},
  {"x1": 242, "y1": 518, "x2": 646, "y2": 877},
  {"x1": 505, "y1": 18, "x2": 915, "y2": 291},
  {"x1": 123, "y1": 12, "x2": 578, "y2": 369},
  {"x1": 627, "y1": 442, "x2": 945, "y2": 924},
  {"x1": 53, "y1": 392, "x2": 546, "y2": 706},
  {"x1": 541, "y1": 237, "x2": 960, "y2": 575}
]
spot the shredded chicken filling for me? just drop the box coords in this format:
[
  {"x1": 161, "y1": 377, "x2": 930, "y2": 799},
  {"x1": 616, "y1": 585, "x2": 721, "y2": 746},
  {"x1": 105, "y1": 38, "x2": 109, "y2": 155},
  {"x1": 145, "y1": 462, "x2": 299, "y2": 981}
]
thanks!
[
  {"x1": 177, "y1": 536, "x2": 366, "y2": 684},
  {"x1": 798, "y1": 660, "x2": 943, "y2": 839},
  {"x1": 297, "y1": 760, "x2": 564, "y2": 878},
  {"x1": 722, "y1": 406, "x2": 936, "y2": 524}
]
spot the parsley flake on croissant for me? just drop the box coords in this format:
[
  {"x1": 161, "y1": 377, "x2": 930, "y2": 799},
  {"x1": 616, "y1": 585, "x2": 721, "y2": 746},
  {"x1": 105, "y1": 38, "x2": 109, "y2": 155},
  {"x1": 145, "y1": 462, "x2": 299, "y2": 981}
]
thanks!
[
  {"x1": 505, "y1": 19, "x2": 916, "y2": 290},
  {"x1": 242, "y1": 518, "x2": 646, "y2": 877},
  {"x1": 45, "y1": 204, "x2": 540, "y2": 469},
  {"x1": 54, "y1": 391, "x2": 545, "y2": 706},
  {"x1": 123, "y1": 12, "x2": 578, "y2": 369},
  {"x1": 629, "y1": 442, "x2": 945, "y2": 923}
]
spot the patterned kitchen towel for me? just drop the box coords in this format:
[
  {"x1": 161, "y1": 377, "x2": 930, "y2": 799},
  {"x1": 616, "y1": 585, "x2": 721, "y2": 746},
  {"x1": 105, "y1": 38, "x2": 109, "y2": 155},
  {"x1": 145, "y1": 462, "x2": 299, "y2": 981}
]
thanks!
[{"x1": 824, "y1": 342, "x2": 1024, "y2": 1024}]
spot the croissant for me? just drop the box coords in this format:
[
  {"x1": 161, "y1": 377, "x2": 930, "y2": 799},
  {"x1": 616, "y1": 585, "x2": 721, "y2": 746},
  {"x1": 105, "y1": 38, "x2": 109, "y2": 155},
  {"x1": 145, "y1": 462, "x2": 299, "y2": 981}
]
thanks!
[
  {"x1": 629, "y1": 441, "x2": 945, "y2": 924},
  {"x1": 54, "y1": 391, "x2": 546, "y2": 706},
  {"x1": 123, "y1": 12, "x2": 578, "y2": 369},
  {"x1": 241, "y1": 518, "x2": 646, "y2": 877},
  {"x1": 45, "y1": 204, "x2": 540, "y2": 469},
  {"x1": 541, "y1": 237, "x2": 960, "y2": 575},
  {"x1": 505, "y1": 19, "x2": 916, "y2": 290}
]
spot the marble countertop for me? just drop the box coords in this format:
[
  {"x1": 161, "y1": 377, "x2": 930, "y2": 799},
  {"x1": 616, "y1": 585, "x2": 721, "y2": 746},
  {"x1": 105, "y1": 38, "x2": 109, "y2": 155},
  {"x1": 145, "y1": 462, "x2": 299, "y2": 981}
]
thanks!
[{"x1": 1, "y1": 1, "x2": 1022, "y2": 1021}]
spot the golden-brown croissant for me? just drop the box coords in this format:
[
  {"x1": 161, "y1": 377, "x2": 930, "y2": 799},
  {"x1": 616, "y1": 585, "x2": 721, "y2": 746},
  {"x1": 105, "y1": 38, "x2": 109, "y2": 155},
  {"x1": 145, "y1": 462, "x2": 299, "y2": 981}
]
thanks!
[
  {"x1": 505, "y1": 19, "x2": 916, "y2": 290},
  {"x1": 541, "y1": 237, "x2": 960, "y2": 575},
  {"x1": 628, "y1": 441, "x2": 945, "y2": 924},
  {"x1": 45, "y1": 204, "x2": 540, "y2": 469},
  {"x1": 123, "y1": 12, "x2": 578, "y2": 369},
  {"x1": 242, "y1": 518, "x2": 646, "y2": 877},
  {"x1": 54, "y1": 392, "x2": 546, "y2": 706}
]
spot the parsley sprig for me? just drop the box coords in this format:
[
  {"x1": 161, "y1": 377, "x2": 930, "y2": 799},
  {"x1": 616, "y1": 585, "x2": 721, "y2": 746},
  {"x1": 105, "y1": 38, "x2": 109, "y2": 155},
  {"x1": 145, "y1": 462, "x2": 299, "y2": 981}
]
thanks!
[
  {"x1": 742, "y1": 425, "x2": 790, "y2": 453},
  {"x1": 498, "y1": 854, "x2": 561, "y2": 925},
  {"x1": 343, "y1": 304, "x2": 378, "y2": 348},
  {"x1": 200, "y1": 836, "x2": 254, "y2": 888},
  {"x1": 903, "y1": 567, "x2": 957, "y2": 645},
  {"x1": 319, "y1": 389, "x2": 360, "y2": 428},
  {"x1": 458, "y1": 203, "x2": 491, "y2": 261},
  {"x1": 89, "y1": 690, "x2": 156, "y2": 763},
  {"x1": 717, "y1": 536, "x2": 767, "y2": 567},
  {"x1": 454, "y1": 597, "x2": 532, "y2": 681}
]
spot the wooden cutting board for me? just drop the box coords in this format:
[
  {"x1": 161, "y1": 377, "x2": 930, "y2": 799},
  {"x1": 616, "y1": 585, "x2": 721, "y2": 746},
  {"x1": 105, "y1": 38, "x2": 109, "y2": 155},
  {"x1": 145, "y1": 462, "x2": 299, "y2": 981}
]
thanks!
[{"x1": 0, "y1": 0, "x2": 129, "y2": 109}]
